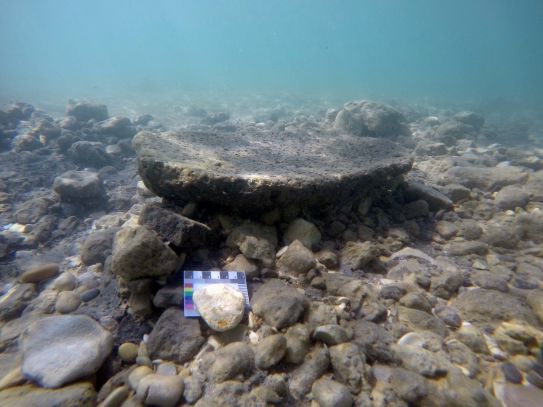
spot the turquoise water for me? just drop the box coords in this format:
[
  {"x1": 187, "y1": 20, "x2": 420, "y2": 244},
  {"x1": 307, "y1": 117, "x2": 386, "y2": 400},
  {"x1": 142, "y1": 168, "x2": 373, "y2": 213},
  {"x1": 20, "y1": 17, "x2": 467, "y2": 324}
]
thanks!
[{"x1": 1, "y1": 0, "x2": 542, "y2": 109}]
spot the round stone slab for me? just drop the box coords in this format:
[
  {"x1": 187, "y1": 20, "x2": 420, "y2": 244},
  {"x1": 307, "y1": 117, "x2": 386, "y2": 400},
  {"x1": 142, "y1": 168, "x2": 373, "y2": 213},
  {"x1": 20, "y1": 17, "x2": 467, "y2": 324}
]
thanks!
[{"x1": 134, "y1": 129, "x2": 412, "y2": 212}]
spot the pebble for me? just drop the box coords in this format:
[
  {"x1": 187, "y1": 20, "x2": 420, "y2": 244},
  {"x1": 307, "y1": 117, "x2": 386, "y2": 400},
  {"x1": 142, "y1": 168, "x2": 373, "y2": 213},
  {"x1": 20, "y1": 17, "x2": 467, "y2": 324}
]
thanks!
[
  {"x1": 311, "y1": 377, "x2": 353, "y2": 407},
  {"x1": 136, "y1": 373, "x2": 184, "y2": 407},
  {"x1": 118, "y1": 342, "x2": 139, "y2": 363},
  {"x1": 255, "y1": 334, "x2": 287, "y2": 369},
  {"x1": 55, "y1": 291, "x2": 81, "y2": 313},
  {"x1": 312, "y1": 324, "x2": 350, "y2": 345},
  {"x1": 193, "y1": 284, "x2": 245, "y2": 332},
  {"x1": 80, "y1": 287, "x2": 100, "y2": 302},
  {"x1": 52, "y1": 272, "x2": 77, "y2": 291},
  {"x1": 20, "y1": 263, "x2": 59, "y2": 283},
  {"x1": 502, "y1": 362, "x2": 523, "y2": 384},
  {"x1": 128, "y1": 365, "x2": 153, "y2": 391}
]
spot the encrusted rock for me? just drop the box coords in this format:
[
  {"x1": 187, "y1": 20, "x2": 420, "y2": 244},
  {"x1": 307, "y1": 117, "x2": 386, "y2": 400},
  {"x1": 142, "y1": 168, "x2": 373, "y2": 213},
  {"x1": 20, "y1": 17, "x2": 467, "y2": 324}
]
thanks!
[
  {"x1": 276, "y1": 240, "x2": 315, "y2": 277},
  {"x1": 53, "y1": 170, "x2": 105, "y2": 203}
]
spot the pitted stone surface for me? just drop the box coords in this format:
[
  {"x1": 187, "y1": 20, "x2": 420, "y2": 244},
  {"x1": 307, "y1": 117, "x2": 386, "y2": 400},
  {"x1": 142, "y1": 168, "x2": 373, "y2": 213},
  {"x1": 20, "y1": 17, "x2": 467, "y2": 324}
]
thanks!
[{"x1": 134, "y1": 129, "x2": 412, "y2": 211}]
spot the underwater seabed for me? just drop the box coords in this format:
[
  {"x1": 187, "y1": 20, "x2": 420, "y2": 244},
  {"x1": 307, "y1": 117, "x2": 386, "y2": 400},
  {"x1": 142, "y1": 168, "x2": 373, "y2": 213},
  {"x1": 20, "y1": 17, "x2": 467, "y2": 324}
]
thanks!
[{"x1": 0, "y1": 96, "x2": 543, "y2": 406}]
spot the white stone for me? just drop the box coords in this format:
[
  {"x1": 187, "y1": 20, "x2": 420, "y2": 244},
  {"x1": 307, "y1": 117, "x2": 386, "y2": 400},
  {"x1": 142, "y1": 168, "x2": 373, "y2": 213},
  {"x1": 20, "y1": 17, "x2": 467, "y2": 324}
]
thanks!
[{"x1": 193, "y1": 284, "x2": 245, "y2": 332}]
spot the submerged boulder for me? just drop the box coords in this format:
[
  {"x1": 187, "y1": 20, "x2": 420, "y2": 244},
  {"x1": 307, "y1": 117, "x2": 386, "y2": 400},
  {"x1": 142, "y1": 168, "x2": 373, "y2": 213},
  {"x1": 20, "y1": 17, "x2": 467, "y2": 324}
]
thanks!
[
  {"x1": 133, "y1": 125, "x2": 411, "y2": 213},
  {"x1": 66, "y1": 100, "x2": 108, "y2": 122},
  {"x1": 333, "y1": 100, "x2": 410, "y2": 138}
]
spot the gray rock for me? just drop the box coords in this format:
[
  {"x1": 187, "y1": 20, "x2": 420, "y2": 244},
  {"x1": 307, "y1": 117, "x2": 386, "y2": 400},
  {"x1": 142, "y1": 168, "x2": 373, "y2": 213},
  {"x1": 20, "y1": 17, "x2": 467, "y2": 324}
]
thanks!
[
  {"x1": 472, "y1": 270, "x2": 509, "y2": 292},
  {"x1": 20, "y1": 263, "x2": 59, "y2": 283},
  {"x1": 0, "y1": 283, "x2": 36, "y2": 321},
  {"x1": 153, "y1": 285, "x2": 184, "y2": 309},
  {"x1": 110, "y1": 226, "x2": 178, "y2": 281},
  {"x1": 435, "y1": 220, "x2": 458, "y2": 239},
  {"x1": 404, "y1": 182, "x2": 453, "y2": 211},
  {"x1": 305, "y1": 301, "x2": 337, "y2": 329},
  {"x1": 443, "y1": 166, "x2": 527, "y2": 191},
  {"x1": 460, "y1": 220, "x2": 483, "y2": 240},
  {"x1": 139, "y1": 203, "x2": 211, "y2": 249},
  {"x1": 183, "y1": 376, "x2": 203, "y2": 404},
  {"x1": 208, "y1": 342, "x2": 254, "y2": 382},
  {"x1": 399, "y1": 292, "x2": 432, "y2": 313},
  {"x1": 434, "y1": 120, "x2": 474, "y2": 145},
  {"x1": 289, "y1": 346, "x2": 329, "y2": 399},
  {"x1": 447, "y1": 241, "x2": 488, "y2": 256},
  {"x1": 312, "y1": 324, "x2": 349, "y2": 345},
  {"x1": 251, "y1": 280, "x2": 307, "y2": 329},
  {"x1": 53, "y1": 170, "x2": 105, "y2": 203},
  {"x1": 68, "y1": 141, "x2": 112, "y2": 168},
  {"x1": 392, "y1": 345, "x2": 450, "y2": 377},
  {"x1": 483, "y1": 223, "x2": 520, "y2": 249},
  {"x1": 454, "y1": 111, "x2": 484, "y2": 131},
  {"x1": 340, "y1": 241, "x2": 379, "y2": 271},
  {"x1": 329, "y1": 342, "x2": 366, "y2": 392},
  {"x1": 454, "y1": 288, "x2": 539, "y2": 328},
  {"x1": 226, "y1": 222, "x2": 277, "y2": 265},
  {"x1": 350, "y1": 320, "x2": 395, "y2": 363},
  {"x1": 404, "y1": 199, "x2": 430, "y2": 219},
  {"x1": 133, "y1": 128, "x2": 411, "y2": 213},
  {"x1": 224, "y1": 254, "x2": 259, "y2": 279},
  {"x1": 55, "y1": 291, "x2": 81, "y2": 314},
  {"x1": 147, "y1": 308, "x2": 204, "y2": 363},
  {"x1": 430, "y1": 270, "x2": 464, "y2": 299},
  {"x1": 254, "y1": 334, "x2": 287, "y2": 369},
  {"x1": 284, "y1": 218, "x2": 321, "y2": 249},
  {"x1": 312, "y1": 377, "x2": 353, "y2": 407},
  {"x1": 276, "y1": 240, "x2": 315, "y2": 277},
  {"x1": 333, "y1": 100, "x2": 410, "y2": 138},
  {"x1": 0, "y1": 382, "x2": 96, "y2": 407},
  {"x1": 495, "y1": 185, "x2": 529, "y2": 210},
  {"x1": 135, "y1": 373, "x2": 184, "y2": 407},
  {"x1": 284, "y1": 323, "x2": 311, "y2": 364},
  {"x1": 66, "y1": 101, "x2": 108, "y2": 122},
  {"x1": 390, "y1": 367, "x2": 428, "y2": 403},
  {"x1": 21, "y1": 315, "x2": 113, "y2": 388},
  {"x1": 14, "y1": 197, "x2": 52, "y2": 224},
  {"x1": 434, "y1": 305, "x2": 462, "y2": 328},
  {"x1": 80, "y1": 228, "x2": 118, "y2": 266},
  {"x1": 398, "y1": 306, "x2": 448, "y2": 337},
  {"x1": 97, "y1": 116, "x2": 135, "y2": 138}
]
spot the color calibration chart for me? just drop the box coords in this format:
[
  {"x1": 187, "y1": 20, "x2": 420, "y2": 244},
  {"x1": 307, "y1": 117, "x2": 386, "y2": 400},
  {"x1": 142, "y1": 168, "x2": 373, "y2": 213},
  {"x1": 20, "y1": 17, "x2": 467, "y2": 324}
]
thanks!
[{"x1": 183, "y1": 271, "x2": 249, "y2": 317}]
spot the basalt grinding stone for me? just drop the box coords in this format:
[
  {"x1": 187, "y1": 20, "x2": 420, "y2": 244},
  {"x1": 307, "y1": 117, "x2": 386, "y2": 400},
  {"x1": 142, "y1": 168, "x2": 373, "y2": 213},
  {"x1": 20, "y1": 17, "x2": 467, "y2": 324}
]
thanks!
[{"x1": 133, "y1": 129, "x2": 412, "y2": 214}]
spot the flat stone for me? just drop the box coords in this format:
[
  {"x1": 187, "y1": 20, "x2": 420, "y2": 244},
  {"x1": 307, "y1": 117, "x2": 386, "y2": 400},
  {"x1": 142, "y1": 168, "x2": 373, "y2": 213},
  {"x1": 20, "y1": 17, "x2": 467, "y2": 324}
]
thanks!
[
  {"x1": 133, "y1": 129, "x2": 411, "y2": 213},
  {"x1": 193, "y1": 284, "x2": 245, "y2": 332},
  {"x1": 21, "y1": 315, "x2": 113, "y2": 388}
]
